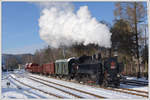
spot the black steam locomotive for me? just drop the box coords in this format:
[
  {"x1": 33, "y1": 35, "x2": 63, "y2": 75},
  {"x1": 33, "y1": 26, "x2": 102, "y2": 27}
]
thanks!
[{"x1": 70, "y1": 53, "x2": 123, "y2": 87}]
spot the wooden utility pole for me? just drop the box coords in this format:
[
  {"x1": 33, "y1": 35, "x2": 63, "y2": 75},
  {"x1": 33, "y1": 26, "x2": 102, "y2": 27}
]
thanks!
[
  {"x1": 134, "y1": 2, "x2": 140, "y2": 78},
  {"x1": 144, "y1": 24, "x2": 148, "y2": 79}
]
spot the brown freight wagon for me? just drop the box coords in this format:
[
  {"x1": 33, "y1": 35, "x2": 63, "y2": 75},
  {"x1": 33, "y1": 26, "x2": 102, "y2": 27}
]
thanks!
[
  {"x1": 30, "y1": 63, "x2": 39, "y2": 73},
  {"x1": 37, "y1": 66, "x2": 43, "y2": 74},
  {"x1": 43, "y1": 62, "x2": 55, "y2": 75}
]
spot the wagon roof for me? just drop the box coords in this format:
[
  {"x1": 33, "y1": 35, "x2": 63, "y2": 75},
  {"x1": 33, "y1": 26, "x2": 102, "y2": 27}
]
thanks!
[
  {"x1": 67, "y1": 57, "x2": 76, "y2": 61},
  {"x1": 55, "y1": 57, "x2": 76, "y2": 63},
  {"x1": 55, "y1": 59, "x2": 68, "y2": 63}
]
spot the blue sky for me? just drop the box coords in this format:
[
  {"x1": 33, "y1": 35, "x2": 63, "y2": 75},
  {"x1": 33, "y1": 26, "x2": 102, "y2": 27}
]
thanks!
[
  {"x1": 2, "y1": 2, "x2": 44, "y2": 54},
  {"x1": 2, "y1": 2, "x2": 147, "y2": 54}
]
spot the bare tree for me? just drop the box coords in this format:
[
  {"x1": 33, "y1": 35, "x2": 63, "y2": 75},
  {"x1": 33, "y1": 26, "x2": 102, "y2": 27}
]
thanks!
[
  {"x1": 114, "y1": 2, "x2": 147, "y2": 78},
  {"x1": 5, "y1": 56, "x2": 18, "y2": 70}
]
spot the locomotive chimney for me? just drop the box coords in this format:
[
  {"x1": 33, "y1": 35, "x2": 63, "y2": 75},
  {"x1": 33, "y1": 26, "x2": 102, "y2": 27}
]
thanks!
[
  {"x1": 113, "y1": 42, "x2": 119, "y2": 60},
  {"x1": 109, "y1": 48, "x2": 112, "y2": 57},
  {"x1": 62, "y1": 46, "x2": 66, "y2": 59}
]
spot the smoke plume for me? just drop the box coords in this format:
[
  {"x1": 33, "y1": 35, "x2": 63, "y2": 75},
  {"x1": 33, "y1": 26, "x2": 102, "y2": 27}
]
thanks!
[{"x1": 38, "y1": 2, "x2": 112, "y2": 48}]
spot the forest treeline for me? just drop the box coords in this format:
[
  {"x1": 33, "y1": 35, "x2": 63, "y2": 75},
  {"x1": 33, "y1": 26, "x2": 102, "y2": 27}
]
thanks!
[{"x1": 4, "y1": 2, "x2": 148, "y2": 78}]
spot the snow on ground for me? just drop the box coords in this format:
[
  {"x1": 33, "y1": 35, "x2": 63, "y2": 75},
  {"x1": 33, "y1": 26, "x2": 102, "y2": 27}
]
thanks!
[
  {"x1": 13, "y1": 75, "x2": 98, "y2": 99},
  {"x1": 29, "y1": 73, "x2": 148, "y2": 99},
  {"x1": 1, "y1": 70, "x2": 149, "y2": 99},
  {"x1": 11, "y1": 74, "x2": 77, "y2": 99},
  {"x1": 2, "y1": 78, "x2": 44, "y2": 99},
  {"x1": 2, "y1": 71, "x2": 58, "y2": 99}
]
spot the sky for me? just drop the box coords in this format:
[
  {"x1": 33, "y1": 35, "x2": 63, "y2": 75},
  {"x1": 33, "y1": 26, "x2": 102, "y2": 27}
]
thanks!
[{"x1": 2, "y1": 2, "x2": 147, "y2": 54}]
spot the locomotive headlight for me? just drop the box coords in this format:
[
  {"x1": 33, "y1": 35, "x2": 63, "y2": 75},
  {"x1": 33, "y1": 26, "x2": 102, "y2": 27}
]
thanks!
[
  {"x1": 117, "y1": 74, "x2": 120, "y2": 77},
  {"x1": 76, "y1": 66, "x2": 79, "y2": 70},
  {"x1": 107, "y1": 74, "x2": 110, "y2": 77}
]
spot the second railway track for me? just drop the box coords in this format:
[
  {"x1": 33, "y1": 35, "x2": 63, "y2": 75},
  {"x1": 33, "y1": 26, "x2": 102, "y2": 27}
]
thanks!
[
  {"x1": 27, "y1": 73, "x2": 148, "y2": 98},
  {"x1": 121, "y1": 80, "x2": 148, "y2": 86},
  {"x1": 14, "y1": 73, "x2": 106, "y2": 99},
  {"x1": 10, "y1": 75, "x2": 64, "y2": 98}
]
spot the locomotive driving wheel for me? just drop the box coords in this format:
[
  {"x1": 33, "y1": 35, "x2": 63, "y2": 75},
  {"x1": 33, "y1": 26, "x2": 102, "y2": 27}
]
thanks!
[{"x1": 77, "y1": 75, "x2": 81, "y2": 83}]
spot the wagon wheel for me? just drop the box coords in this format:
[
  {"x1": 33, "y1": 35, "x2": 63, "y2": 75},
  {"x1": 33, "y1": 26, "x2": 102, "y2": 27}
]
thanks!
[
  {"x1": 59, "y1": 75, "x2": 62, "y2": 79},
  {"x1": 102, "y1": 79, "x2": 108, "y2": 87},
  {"x1": 65, "y1": 75, "x2": 70, "y2": 81},
  {"x1": 68, "y1": 76, "x2": 71, "y2": 81},
  {"x1": 68, "y1": 74, "x2": 74, "y2": 81},
  {"x1": 77, "y1": 75, "x2": 81, "y2": 83}
]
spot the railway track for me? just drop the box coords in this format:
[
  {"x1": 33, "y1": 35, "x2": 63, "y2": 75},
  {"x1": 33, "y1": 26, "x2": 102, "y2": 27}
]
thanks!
[
  {"x1": 118, "y1": 87, "x2": 148, "y2": 94},
  {"x1": 10, "y1": 75, "x2": 63, "y2": 98},
  {"x1": 28, "y1": 73, "x2": 148, "y2": 98},
  {"x1": 14, "y1": 74, "x2": 84, "y2": 98},
  {"x1": 121, "y1": 80, "x2": 148, "y2": 86},
  {"x1": 22, "y1": 74, "x2": 106, "y2": 99},
  {"x1": 81, "y1": 82, "x2": 148, "y2": 97},
  {"x1": 7, "y1": 76, "x2": 45, "y2": 98},
  {"x1": 77, "y1": 82, "x2": 148, "y2": 98},
  {"x1": 127, "y1": 80, "x2": 148, "y2": 84},
  {"x1": 101, "y1": 87, "x2": 148, "y2": 98}
]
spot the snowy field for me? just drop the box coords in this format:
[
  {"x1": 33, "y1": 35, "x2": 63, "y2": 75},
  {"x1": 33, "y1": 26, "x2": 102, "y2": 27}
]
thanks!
[{"x1": 1, "y1": 69, "x2": 149, "y2": 99}]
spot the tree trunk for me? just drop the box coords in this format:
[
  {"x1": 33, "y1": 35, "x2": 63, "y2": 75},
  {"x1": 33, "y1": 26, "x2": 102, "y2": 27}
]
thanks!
[{"x1": 133, "y1": 2, "x2": 141, "y2": 78}]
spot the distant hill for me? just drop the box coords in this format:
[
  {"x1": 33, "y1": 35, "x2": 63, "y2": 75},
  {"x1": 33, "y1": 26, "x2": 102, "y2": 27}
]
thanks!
[{"x1": 2, "y1": 53, "x2": 34, "y2": 66}]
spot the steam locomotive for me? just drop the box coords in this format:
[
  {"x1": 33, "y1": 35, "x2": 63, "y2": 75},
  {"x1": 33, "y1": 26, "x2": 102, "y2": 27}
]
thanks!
[
  {"x1": 25, "y1": 53, "x2": 123, "y2": 87},
  {"x1": 69, "y1": 54, "x2": 123, "y2": 87}
]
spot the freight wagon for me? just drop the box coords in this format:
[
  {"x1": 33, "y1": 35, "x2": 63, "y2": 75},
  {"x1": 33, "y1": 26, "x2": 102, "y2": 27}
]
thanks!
[
  {"x1": 43, "y1": 62, "x2": 55, "y2": 75},
  {"x1": 55, "y1": 58, "x2": 77, "y2": 79}
]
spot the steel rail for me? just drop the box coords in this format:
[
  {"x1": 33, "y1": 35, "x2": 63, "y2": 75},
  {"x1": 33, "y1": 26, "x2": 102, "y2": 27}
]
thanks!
[
  {"x1": 27, "y1": 75, "x2": 106, "y2": 99},
  {"x1": 10, "y1": 75, "x2": 63, "y2": 98}
]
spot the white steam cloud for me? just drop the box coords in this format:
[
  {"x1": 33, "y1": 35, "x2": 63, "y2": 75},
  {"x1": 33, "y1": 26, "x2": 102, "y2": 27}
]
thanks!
[{"x1": 38, "y1": 2, "x2": 112, "y2": 48}]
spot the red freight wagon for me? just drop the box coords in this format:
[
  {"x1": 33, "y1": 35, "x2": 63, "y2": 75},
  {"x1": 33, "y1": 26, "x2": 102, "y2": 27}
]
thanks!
[
  {"x1": 37, "y1": 66, "x2": 43, "y2": 73},
  {"x1": 43, "y1": 62, "x2": 55, "y2": 75},
  {"x1": 33, "y1": 65, "x2": 38, "y2": 73},
  {"x1": 37, "y1": 66, "x2": 40, "y2": 73},
  {"x1": 28, "y1": 63, "x2": 39, "y2": 73}
]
